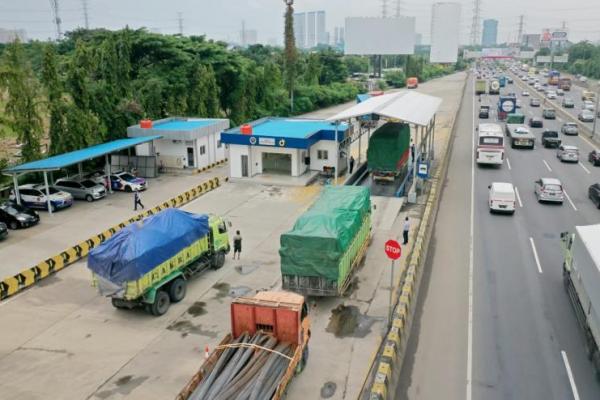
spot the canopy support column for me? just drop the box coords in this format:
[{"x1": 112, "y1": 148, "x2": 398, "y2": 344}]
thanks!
[
  {"x1": 78, "y1": 163, "x2": 83, "y2": 179},
  {"x1": 105, "y1": 154, "x2": 113, "y2": 194},
  {"x1": 43, "y1": 171, "x2": 53, "y2": 215},
  {"x1": 334, "y1": 121, "x2": 339, "y2": 185},
  {"x1": 12, "y1": 174, "x2": 21, "y2": 205}
]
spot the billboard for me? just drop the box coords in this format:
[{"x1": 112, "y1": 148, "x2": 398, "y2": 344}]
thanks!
[
  {"x1": 536, "y1": 55, "x2": 551, "y2": 63},
  {"x1": 430, "y1": 3, "x2": 461, "y2": 63},
  {"x1": 345, "y1": 17, "x2": 416, "y2": 55},
  {"x1": 518, "y1": 51, "x2": 535, "y2": 59},
  {"x1": 463, "y1": 50, "x2": 482, "y2": 59},
  {"x1": 481, "y1": 48, "x2": 518, "y2": 58}
]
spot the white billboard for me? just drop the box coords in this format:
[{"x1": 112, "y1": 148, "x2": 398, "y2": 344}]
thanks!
[
  {"x1": 344, "y1": 17, "x2": 415, "y2": 55},
  {"x1": 430, "y1": 3, "x2": 461, "y2": 63},
  {"x1": 536, "y1": 55, "x2": 551, "y2": 63},
  {"x1": 518, "y1": 51, "x2": 535, "y2": 60}
]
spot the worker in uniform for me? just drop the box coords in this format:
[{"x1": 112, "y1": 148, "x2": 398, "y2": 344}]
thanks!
[
  {"x1": 134, "y1": 190, "x2": 144, "y2": 211},
  {"x1": 403, "y1": 217, "x2": 410, "y2": 245},
  {"x1": 233, "y1": 230, "x2": 242, "y2": 260}
]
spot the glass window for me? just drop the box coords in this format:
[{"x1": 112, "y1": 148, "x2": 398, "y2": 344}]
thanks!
[
  {"x1": 317, "y1": 150, "x2": 329, "y2": 160},
  {"x1": 200, "y1": 145, "x2": 206, "y2": 155},
  {"x1": 81, "y1": 180, "x2": 96, "y2": 188},
  {"x1": 217, "y1": 140, "x2": 222, "y2": 148},
  {"x1": 545, "y1": 184, "x2": 562, "y2": 192},
  {"x1": 480, "y1": 137, "x2": 502, "y2": 145},
  {"x1": 218, "y1": 221, "x2": 227, "y2": 234},
  {"x1": 120, "y1": 173, "x2": 135, "y2": 181}
]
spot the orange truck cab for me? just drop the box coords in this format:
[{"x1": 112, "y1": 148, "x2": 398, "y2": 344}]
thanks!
[{"x1": 406, "y1": 77, "x2": 419, "y2": 89}]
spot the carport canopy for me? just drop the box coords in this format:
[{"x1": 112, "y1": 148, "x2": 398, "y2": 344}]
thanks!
[{"x1": 2, "y1": 135, "x2": 161, "y2": 213}]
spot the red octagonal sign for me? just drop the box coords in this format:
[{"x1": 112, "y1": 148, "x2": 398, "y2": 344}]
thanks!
[{"x1": 385, "y1": 240, "x2": 402, "y2": 260}]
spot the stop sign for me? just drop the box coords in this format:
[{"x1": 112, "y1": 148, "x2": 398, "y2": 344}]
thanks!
[{"x1": 385, "y1": 240, "x2": 402, "y2": 260}]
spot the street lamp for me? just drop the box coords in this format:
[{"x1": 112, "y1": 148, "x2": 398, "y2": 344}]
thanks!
[{"x1": 592, "y1": 81, "x2": 600, "y2": 140}]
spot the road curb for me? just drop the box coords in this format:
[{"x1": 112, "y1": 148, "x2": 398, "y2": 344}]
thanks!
[
  {"x1": 0, "y1": 176, "x2": 229, "y2": 301},
  {"x1": 362, "y1": 73, "x2": 469, "y2": 399}
]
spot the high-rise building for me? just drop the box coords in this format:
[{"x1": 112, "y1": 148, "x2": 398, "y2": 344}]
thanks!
[
  {"x1": 521, "y1": 33, "x2": 541, "y2": 50},
  {"x1": 294, "y1": 12, "x2": 306, "y2": 49},
  {"x1": 334, "y1": 26, "x2": 345, "y2": 47},
  {"x1": 415, "y1": 33, "x2": 423, "y2": 46},
  {"x1": 316, "y1": 11, "x2": 326, "y2": 46},
  {"x1": 294, "y1": 10, "x2": 326, "y2": 49},
  {"x1": 482, "y1": 19, "x2": 498, "y2": 47},
  {"x1": 307, "y1": 11, "x2": 316, "y2": 48}
]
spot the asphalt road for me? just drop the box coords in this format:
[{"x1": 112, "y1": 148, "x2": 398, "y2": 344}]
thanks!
[{"x1": 398, "y1": 72, "x2": 600, "y2": 399}]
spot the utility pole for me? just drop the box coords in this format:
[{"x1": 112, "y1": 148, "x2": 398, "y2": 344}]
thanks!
[
  {"x1": 381, "y1": 0, "x2": 388, "y2": 18},
  {"x1": 241, "y1": 20, "x2": 246, "y2": 47},
  {"x1": 81, "y1": 0, "x2": 89, "y2": 29},
  {"x1": 49, "y1": 0, "x2": 62, "y2": 40},
  {"x1": 517, "y1": 15, "x2": 524, "y2": 46},
  {"x1": 470, "y1": 0, "x2": 481, "y2": 46},
  {"x1": 177, "y1": 12, "x2": 183, "y2": 35},
  {"x1": 395, "y1": 0, "x2": 401, "y2": 18}
]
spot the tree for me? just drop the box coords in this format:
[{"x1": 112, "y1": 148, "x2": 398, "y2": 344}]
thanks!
[
  {"x1": 41, "y1": 44, "x2": 68, "y2": 155},
  {"x1": 317, "y1": 49, "x2": 348, "y2": 85},
  {"x1": 0, "y1": 40, "x2": 43, "y2": 162},
  {"x1": 304, "y1": 53, "x2": 320, "y2": 86},
  {"x1": 283, "y1": 1, "x2": 298, "y2": 110}
]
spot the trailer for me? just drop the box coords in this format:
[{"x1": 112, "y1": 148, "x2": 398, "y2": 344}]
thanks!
[
  {"x1": 475, "y1": 79, "x2": 487, "y2": 95},
  {"x1": 367, "y1": 122, "x2": 410, "y2": 183},
  {"x1": 88, "y1": 208, "x2": 230, "y2": 316},
  {"x1": 176, "y1": 291, "x2": 310, "y2": 400},
  {"x1": 561, "y1": 226, "x2": 600, "y2": 377},
  {"x1": 489, "y1": 79, "x2": 500, "y2": 95},
  {"x1": 280, "y1": 186, "x2": 372, "y2": 297}
]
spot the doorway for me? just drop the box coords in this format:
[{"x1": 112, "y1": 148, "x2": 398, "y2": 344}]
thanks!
[
  {"x1": 262, "y1": 153, "x2": 292, "y2": 175},
  {"x1": 241, "y1": 155, "x2": 249, "y2": 177},
  {"x1": 187, "y1": 147, "x2": 195, "y2": 168}
]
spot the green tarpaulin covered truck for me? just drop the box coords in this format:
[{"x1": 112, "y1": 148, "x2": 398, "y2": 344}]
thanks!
[
  {"x1": 367, "y1": 122, "x2": 411, "y2": 183},
  {"x1": 280, "y1": 186, "x2": 371, "y2": 297}
]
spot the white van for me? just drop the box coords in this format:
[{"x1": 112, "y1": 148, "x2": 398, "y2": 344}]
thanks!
[{"x1": 488, "y1": 182, "x2": 516, "y2": 214}]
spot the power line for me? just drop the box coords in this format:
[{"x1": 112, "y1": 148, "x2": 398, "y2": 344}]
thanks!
[
  {"x1": 82, "y1": 0, "x2": 89, "y2": 29},
  {"x1": 517, "y1": 15, "x2": 524, "y2": 45},
  {"x1": 470, "y1": 0, "x2": 481, "y2": 45},
  {"x1": 395, "y1": 0, "x2": 402, "y2": 18},
  {"x1": 49, "y1": 0, "x2": 62, "y2": 40},
  {"x1": 177, "y1": 12, "x2": 183, "y2": 35},
  {"x1": 381, "y1": 0, "x2": 388, "y2": 18}
]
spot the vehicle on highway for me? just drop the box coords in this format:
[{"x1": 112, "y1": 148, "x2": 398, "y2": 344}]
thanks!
[
  {"x1": 0, "y1": 201, "x2": 39, "y2": 229},
  {"x1": 546, "y1": 91, "x2": 557, "y2": 99},
  {"x1": 534, "y1": 83, "x2": 542, "y2": 91},
  {"x1": 406, "y1": 77, "x2": 418, "y2": 89},
  {"x1": 557, "y1": 145, "x2": 579, "y2": 162},
  {"x1": 530, "y1": 98, "x2": 540, "y2": 107},
  {"x1": 559, "y1": 77, "x2": 572, "y2": 91},
  {"x1": 561, "y1": 122, "x2": 578, "y2": 136},
  {"x1": 0, "y1": 222, "x2": 8, "y2": 240},
  {"x1": 88, "y1": 208, "x2": 230, "y2": 315},
  {"x1": 477, "y1": 123, "x2": 505, "y2": 165},
  {"x1": 478, "y1": 105, "x2": 490, "y2": 119},
  {"x1": 589, "y1": 184, "x2": 600, "y2": 208},
  {"x1": 507, "y1": 126, "x2": 535, "y2": 149},
  {"x1": 542, "y1": 108, "x2": 556, "y2": 119},
  {"x1": 589, "y1": 150, "x2": 600, "y2": 166},
  {"x1": 556, "y1": 88, "x2": 564, "y2": 96},
  {"x1": 488, "y1": 182, "x2": 516, "y2": 214},
  {"x1": 580, "y1": 76, "x2": 588, "y2": 82},
  {"x1": 583, "y1": 100, "x2": 595, "y2": 111},
  {"x1": 534, "y1": 178, "x2": 564, "y2": 204},
  {"x1": 109, "y1": 171, "x2": 147, "y2": 192},
  {"x1": 507, "y1": 77, "x2": 513, "y2": 84},
  {"x1": 582, "y1": 90, "x2": 595, "y2": 101},
  {"x1": 515, "y1": 99, "x2": 522, "y2": 108},
  {"x1": 10, "y1": 184, "x2": 73, "y2": 212},
  {"x1": 562, "y1": 97, "x2": 575, "y2": 108},
  {"x1": 54, "y1": 179, "x2": 107, "y2": 202},
  {"x1": 541, "y1": 130, "x2": 561, "y2": 148},
  {"x1": 367, "y1": 123, "x2": 410, "y2": 183},
  {"x1": 579, "y1": 110, "x2": 595, "y2": 122},
  {"x1": 522, "y1": 90, "x2": 530, "y2": 96},
  {"x1": 561, "y1": 225, "x2": 600, "y2": 375},
  {"x1": 529, "y1": 117, "x2": 543, "y2": 128}
]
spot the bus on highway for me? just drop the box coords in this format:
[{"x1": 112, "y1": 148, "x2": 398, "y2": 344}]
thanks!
[{"x1": 477, "y1": 123, "x2": 505, "y2": 165}]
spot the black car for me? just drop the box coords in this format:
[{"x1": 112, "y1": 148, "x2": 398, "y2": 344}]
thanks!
[
  {"x1": 529, "y1": 117, "x2": 543, "y2": 128},
  {"x1": 542, "y1": 130, "x2": 561, "y2": 148},
  {"x1": 479, "y1": 105, "x2": 490, "y2": 119},
  {"x1": 0, "y1": 222, "x2": 7, "y2": 240},
  {"x1": 589, "y1": 183, "x2": 600, "y2": 208},
  {"x1": 0, "y1": 201, "x2": 40, "y2": 229},
  {"x1": 589, "y1": 150, "x2": 600, "y2": 166}
]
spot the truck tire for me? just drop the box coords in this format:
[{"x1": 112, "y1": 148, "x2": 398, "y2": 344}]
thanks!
[
  {"x1": 111, "y1": 298, "x2": 126, "y2": 309},
  {"x1": 212, "y1": 252, "x2": 225, "y2": 269},
  {"x1": 168, "y1": 278, "x2": 186, "y2": 303},
  {"x1": 150, "y1": 290, "x2": 170, "y2": 316}
]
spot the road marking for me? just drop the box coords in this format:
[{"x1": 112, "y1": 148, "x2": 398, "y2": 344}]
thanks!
[
  {"x1": 506, "y1": 157, "x2": 512, "y2": 170},
  {"x1": 529, "y1": 237, "x2": 543, "y2": 274},
  {"x1": 579, "y1": 161, "x2": 591, "y2": 174},
  {"x1": 467, "y1": 74, "x2": 475, "y2": 400},
  {"x1": 564, "y1": 189, "x2": 578, "y2": 211},
  {"x1": 543, "y1": 159, "x2": 553, "y2": 172},
  {"x1": 561, "y1": 351, "x2": 581, "y2": 400},
  {"x1": 515, "y1": 186, "x2": 523, "y2": 207}
]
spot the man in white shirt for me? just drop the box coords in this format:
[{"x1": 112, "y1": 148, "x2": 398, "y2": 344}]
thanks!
[{"x1": 403, "y1": 217, "x2": 410, "y2": 245}]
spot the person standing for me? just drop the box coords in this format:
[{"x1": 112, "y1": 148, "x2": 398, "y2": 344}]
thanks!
[
  {"x1": 134, "y1": 190, "x2": 144, "y2": 211},
  {"x1": 233, "y1": 230, "x2": 242, "y2": 260},
  {"x1": 349, "y1": 156, "x2": 355, "y2": 174},
  {"x1": 403, "y1": 217, "x2": 410, "y2": 245}
]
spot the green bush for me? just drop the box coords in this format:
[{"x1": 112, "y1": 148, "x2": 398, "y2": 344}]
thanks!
[{"x1": 384, "y1": 70, "x2": 406, "y2": 88}]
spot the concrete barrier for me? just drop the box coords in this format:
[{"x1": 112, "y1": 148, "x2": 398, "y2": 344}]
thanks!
[
  {"x1": 361, "y1": 75, "x2": 468, "y2": 399},
  {"x1": 195, "y1": 158, "x2": 228, "y2": 174},
  {"x1": 0, "y1": 176, "x2": 228, "y2": 301}
]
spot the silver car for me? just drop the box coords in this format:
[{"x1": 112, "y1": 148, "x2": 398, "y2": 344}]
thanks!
[
  {"x1": 534, "y1": 178, "x2": 564, "y2": 204},
  {"x1": 561, "y1": 123, "x2": 578, "y2": 135},
  {"x1": 557, "y1": 145, "x2": 580, "y2": 163},
  {"x1": 54, "y1": 179, "x2": 107, "y2": 202}
]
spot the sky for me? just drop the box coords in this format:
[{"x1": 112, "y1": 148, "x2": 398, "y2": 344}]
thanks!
[{"x1": 1, "y1": 0, "x2": 600, "y2": 45}]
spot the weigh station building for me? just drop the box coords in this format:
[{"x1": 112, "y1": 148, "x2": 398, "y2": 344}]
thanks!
[
  {"x1": 220, "y1": 117, "x2": 351, "y2": 179},
  {"x1": 127, "y1": 117, "x2": 230, "y2": 170}
]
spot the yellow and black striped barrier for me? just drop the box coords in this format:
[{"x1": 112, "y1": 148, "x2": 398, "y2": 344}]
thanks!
[
  {"x1": 196, "y1": 158, "x2": 228, "y2": 174},
  {"x1": 0, "y1": 176, "x2": 228, "y2": 301}
]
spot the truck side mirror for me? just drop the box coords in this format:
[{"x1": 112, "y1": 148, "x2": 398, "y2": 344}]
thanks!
[
  {"x1": 475, "y1": 127, "x2": 478, "y2": 131},
  {"x1": 227, "y1": 221, "x2": 232, "y2": 227},
  {"x1": 488, "y1": 185, "x2": 491, "y2": 189}
]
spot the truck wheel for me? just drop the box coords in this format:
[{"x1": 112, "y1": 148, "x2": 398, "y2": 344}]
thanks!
[
  {"x1": 150, "y1": 290, "x2": 170, "y2": 316},
  {"x1": 111, "y1": 298, "x2": 126, "y2": 309},
  {"x1": 168, "y1": 278, "x2": 186, "y2": 303},
  {"x1": 212, "y1": 252, "x2": 225, "y2": 269},
  {"x1": 296, "y1": 345, "x2": 309, "y2": 374}
]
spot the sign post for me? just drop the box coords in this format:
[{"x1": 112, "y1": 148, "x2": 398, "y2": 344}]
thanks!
[{"x1": 385, "y1": 239, "x2": 402, "y2": 326}]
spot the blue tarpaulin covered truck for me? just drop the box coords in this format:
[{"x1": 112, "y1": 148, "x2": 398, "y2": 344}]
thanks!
[{"x1": 88, "y1": 208, "x2": 230, "y2": 316}]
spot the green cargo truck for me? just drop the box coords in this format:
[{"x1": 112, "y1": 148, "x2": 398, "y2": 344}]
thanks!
[
  {"x1": 367, "y1": 122, "x2": 411, "y2": 184},
  {"x1": 280, "y1": 186, "x2": 371, "y2": 297},
  {"x1": 88, "y1": 208, "x2": 230, "y2": 316},
  {"x1": 476, "y1": 79, "x2": 487, "y2": 95}
]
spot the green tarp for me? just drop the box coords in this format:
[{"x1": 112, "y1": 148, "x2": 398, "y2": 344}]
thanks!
[
  {"x1": 367, "y1": 122, "x2": 410, "y2": 172},
  {"x1": 280, "y1": 186, "x2": 371, "y2": 281}
]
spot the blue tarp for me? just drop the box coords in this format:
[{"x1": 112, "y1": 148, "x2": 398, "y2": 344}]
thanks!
[{"x1": 88, "y1": 208, "x2": 209, "y2": 285}]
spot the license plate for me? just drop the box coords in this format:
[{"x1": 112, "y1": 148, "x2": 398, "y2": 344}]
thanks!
[{"x1": 499, "y1": 205, "x2": 507, "y2": 209}]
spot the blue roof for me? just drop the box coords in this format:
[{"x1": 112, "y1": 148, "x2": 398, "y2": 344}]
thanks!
[
  {"x1": 357, "y1": 94, "x2": 371, "y2": 103},
  {"x1": 226, "y1": 118, "x2": 344, "y2": 139},
  {"x1": 3, "y1": 136, "x2": 161, "y2": 174},
  {"x1": 152, "y1": 120, "x2": 219, "y2": 131}
]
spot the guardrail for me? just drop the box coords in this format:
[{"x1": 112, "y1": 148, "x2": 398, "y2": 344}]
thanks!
[
  {"x1": 361, "y1": 74, "x2": 468, "y2": 399},
  {"x1": 0, "y1": 176, "x2": 228, "y2": 301}
]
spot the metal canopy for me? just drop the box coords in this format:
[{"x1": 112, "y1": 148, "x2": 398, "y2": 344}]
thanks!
[{"x1": 328, "y1": 91, "x2": 442, "y2": 126}]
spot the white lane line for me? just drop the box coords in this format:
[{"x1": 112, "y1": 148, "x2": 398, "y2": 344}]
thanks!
[
  {"x1": 506, "y1": 157, "x2": 512, "y2": 170},
  {"x1": 579, "y1": 161, "x2": 591, "y2": 174},
  {"x1": 529, "y1": 237, "x2": 543, "y2": 274},
  {"x1": 561, "y1": 351, "x2": 581, "y2": 400},
  {"x1": 515, "y1": 186, "x2": 523, "y2": 208},
  {"x1": 563, "y1": 189, "x2": 578, "y2": 211},
  {"x1": 467, "y1": 74, "x2": 475, "y2": 400},
  {"x1": 543, "y1": 159, "x2": 553, "y2": 172}
]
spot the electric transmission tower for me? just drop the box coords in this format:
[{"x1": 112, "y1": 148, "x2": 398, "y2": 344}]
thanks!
[
  {"x1": 381, "y1": 0, "x2": 388, "y2": 18},
  {"x1": 517, "y1": 15, "x2": 524, "y2": 45},
  {"x1": 395, "y1": 0, "x2": 402, "y2": 18},
  {"x1": 178, "y1": 12, "x2": 183, "y2": 35},
  {"x1": 49, "y1": 0, "x2": 62, "y2": 40},
  {"x1": 82, "y1": 0, "x2": 89, "y2": 29},
  {"x1": 470, "y1": 0, "x2": 482, "y2": 46}
]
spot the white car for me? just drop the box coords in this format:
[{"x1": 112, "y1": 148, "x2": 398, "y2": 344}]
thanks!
[
  {"x1": 522, "y1": 91, "x2": 530, "y2": 97},
  {"x1": 546, "y1": 91, "x2": 557, "y2": 99},
  {"x1": 489, "y1": 182, "x2": 516, "y2": 214},
  {"x1": 534, "y1": 178, "x2": 564, "y2": 204},
  {"x1": 580, "y1": 76, "x2": 588, "y2": 82},
  {"x1": 556, "y1": 88, "x2": 564, "y2": 96},
  {"x1": 110, "y1": 171, "x2": 147, "y2": 192},
  {"x1": 584, "y1": 100, "x2": 595, "y2": 111},
  {"x1": 9, "y1": 184, "x2": 73, "y2": 212},
  {"x1": 557, "y1": 145, "x2": 580, "y2": 163}
]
